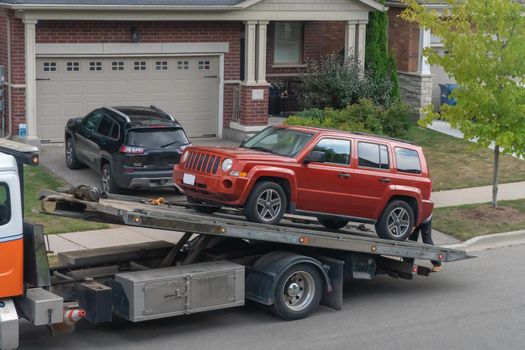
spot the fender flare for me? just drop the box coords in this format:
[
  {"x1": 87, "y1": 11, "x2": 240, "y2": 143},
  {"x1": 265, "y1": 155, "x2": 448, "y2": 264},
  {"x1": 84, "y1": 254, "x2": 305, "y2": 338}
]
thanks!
[{"x1": 242, "y1": 166, "x2": 298, "y2": 205}]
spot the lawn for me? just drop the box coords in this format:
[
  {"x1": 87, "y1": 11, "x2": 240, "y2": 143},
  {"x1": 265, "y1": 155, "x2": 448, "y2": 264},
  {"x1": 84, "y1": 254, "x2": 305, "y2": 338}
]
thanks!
[
  {"x1": 406, "y1": 126, "x2": 525, "y2": 191},
  {"x1": 432, "y1": 199, "x2": 525, "y2": 241},
  {"x1": 24, "y1": 166, "x2": 109, "y2": 234}
]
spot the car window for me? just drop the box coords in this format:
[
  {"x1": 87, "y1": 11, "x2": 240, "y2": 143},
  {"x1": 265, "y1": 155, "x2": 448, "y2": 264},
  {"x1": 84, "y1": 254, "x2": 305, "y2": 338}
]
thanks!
[
  {"x1": 126, "y1": 128, "x2": 189, "y2": 149},
  {"x1": 395, "y1": 147, "x2": 422, "y2": 174},
  {"x1": 358, "y1": 142, "x2": 390, "y2": 169},
  {"x1": 97, "y1": 116, "x2": 115, "y2": 138},
  {"x1": 312, "y1": 138, "x2": 351, "y2": 165},
  {"x1": 83, "y1": 110, "x2": 103, "y2": 131},
  {"x1": 0, "y1": 183, "x2": 11, "y2": 226}
]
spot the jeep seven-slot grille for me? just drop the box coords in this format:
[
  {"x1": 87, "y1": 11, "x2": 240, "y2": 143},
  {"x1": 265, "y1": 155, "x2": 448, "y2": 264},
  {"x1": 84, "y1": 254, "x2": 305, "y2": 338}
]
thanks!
[{"x1": 186, "y1": 151, "x2": 221, "y2": 174}]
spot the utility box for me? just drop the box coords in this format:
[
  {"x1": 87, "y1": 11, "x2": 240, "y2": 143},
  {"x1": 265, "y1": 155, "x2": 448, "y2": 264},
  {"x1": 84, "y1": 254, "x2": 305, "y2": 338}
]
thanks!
[
  {"x1": 15, "y1": 288, "x2": 63, "y2": 326},
  {"x1": 112, "y1": 261, "x2": 245, "y2": 322}
]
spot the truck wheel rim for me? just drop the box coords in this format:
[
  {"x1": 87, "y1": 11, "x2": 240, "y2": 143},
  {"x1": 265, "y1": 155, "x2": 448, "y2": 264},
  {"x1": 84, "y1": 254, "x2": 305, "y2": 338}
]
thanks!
[
  {"x1": 101, "y1": 168, "x2": 110, "y2": 193},
  {"x1": 256, "y1": 189, "x2": 281, "y2": 222},
  {"x1": 66, "y1": 141, "x2": 73, "y2": 165},
  {"x1": 387, "y1": 207, "x2": 410, "y2": 237},
  {"x1": 282, "y1": 271, "x2": 315, "y2": 312}
]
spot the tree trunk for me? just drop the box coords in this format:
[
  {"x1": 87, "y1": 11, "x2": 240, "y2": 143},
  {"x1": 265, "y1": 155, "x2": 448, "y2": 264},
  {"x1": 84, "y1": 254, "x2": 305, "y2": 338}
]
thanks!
[{"x1": 492, "y1": 145, "x2": 500, "y2": 209}]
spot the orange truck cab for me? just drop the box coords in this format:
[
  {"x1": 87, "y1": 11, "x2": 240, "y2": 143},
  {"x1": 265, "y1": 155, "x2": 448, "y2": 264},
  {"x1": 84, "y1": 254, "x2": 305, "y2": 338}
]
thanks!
[{"x1": 0, "y1": 153, "x2": 24, "y2": 298}]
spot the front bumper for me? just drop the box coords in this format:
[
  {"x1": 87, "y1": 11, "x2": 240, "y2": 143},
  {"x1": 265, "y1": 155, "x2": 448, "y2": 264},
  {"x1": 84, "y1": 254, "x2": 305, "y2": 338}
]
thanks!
[{"x1": 173, "y1": 168, "x2": 250, "y2": 206}]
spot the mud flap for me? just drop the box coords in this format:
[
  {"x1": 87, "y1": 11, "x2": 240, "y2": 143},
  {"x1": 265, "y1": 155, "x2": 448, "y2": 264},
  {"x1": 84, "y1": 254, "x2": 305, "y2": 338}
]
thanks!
[{"x1": 317, "y1": 256, "x2": 344, "y2": 311}]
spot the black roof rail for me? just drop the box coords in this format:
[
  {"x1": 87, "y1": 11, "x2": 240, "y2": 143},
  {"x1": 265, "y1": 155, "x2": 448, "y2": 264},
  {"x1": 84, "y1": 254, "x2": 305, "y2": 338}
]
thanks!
[{"x1": 351, "y1": 132, "x2": 414, "y2": 145}]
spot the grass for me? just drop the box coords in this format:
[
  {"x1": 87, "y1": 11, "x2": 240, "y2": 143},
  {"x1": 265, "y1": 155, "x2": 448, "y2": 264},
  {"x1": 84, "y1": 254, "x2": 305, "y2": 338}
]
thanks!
[
  {"x1": 433, "y1": 199, "x2": 525, "y2": 241},
  {"x1": 24, "y1": 166, "x2": 109, "y2": 234},
  {"x1": 406, "y1": 126, "x2": 525, "y2": 191}
]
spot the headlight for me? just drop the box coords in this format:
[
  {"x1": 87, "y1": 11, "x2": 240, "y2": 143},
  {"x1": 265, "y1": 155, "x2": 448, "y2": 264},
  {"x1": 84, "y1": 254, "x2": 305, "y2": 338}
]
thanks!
[
  {"x1": 221, "y1": 158, "x2": 233, "y2": 172},
  {"x1": 181, "y1": 150, "x2": 189, "y2": 163}
]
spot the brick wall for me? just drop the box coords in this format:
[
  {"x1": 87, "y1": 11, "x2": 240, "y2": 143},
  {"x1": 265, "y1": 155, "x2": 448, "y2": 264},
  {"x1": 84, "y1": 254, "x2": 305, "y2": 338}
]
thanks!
[
  {"x1": 240, "y1": 85, "x2": 269, "y2": 126},
  {"x1": 388, "y1": 7, "x2": 420, "y2": 73}
]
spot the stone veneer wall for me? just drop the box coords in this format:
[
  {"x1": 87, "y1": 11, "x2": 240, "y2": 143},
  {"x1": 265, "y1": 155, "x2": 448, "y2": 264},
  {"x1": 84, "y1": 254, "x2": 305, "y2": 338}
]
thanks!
[{"x1": 398, "y1": 72, "x2": 433, "y2": 118}]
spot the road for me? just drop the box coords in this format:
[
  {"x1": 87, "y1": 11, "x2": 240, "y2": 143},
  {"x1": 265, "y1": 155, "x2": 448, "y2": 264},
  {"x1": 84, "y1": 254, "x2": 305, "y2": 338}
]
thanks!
[{"x1": 18, "y1": 244, "x2": 525, "y2": 350}]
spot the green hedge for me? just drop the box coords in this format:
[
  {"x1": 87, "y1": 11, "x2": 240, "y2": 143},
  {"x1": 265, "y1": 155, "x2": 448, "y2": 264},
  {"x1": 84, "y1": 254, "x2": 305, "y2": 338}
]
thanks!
[{"x1": 285, "y1": 99, "x2": 410, "y2": 139}]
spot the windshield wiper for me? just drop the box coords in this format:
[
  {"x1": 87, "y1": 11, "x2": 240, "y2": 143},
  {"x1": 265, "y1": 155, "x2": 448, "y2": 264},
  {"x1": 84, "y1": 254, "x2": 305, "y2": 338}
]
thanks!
[
  {"x1": 248, "y1": 146, "x2": 274, "y2": 154},
  {"x1": 160, "y1": 141, "x2": 189, "y2": 149}
]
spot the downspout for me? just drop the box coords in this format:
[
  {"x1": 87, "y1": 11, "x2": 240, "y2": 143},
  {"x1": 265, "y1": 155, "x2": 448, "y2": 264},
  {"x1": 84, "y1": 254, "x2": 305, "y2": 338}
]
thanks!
[{"x1": 6, "y1": 14, "x2": 12, "y2": 138}]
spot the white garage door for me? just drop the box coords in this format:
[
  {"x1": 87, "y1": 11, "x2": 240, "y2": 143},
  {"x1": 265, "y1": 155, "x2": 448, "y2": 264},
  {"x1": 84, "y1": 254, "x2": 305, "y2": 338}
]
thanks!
[{"x1": 36, "y1": 56, "x2": 220, "y2": 142}]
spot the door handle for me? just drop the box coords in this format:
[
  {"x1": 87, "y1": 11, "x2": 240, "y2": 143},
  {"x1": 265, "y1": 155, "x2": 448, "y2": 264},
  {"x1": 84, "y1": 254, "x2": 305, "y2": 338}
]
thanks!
[
  {"x1": 338, "y1": 173, "x2": 351, "y2": 178},
  {"x1": 379, "y1": 177, "x2": 391, "y2": 183}
]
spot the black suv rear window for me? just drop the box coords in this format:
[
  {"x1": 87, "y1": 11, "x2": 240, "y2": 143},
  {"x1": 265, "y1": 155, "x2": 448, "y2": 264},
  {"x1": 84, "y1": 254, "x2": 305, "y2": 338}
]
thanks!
[
  {"x1": 126, "y1": 128, "x2": 189, "y2": 149},
  {"x1": 395, "y1": 147, "x2": 422, "y2": 174}
]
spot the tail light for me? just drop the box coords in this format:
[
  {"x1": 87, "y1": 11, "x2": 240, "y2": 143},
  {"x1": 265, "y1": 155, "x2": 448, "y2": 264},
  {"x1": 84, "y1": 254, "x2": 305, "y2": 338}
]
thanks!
[{"x1": 120, "y1": 145, "x2": 145, "y2": 154}]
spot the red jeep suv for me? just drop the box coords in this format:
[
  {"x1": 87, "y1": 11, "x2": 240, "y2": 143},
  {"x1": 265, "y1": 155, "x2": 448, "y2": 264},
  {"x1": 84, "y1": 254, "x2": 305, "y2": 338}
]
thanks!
[{"x1": 173, "y1": 125, "x2": 433, "y2": 241}]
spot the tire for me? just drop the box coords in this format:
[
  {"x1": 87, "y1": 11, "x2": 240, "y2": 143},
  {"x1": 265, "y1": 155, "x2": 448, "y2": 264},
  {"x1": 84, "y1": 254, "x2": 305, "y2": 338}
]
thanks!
[
  {"x1": 270, "y1": 263, "x2": 323, "y2": 320},
  {"x1": 375, "y1": 200, "x2": 414, "y2": 241},
  {"x1": 244, "y1": 181, "x2": 287, "y2": 225},
  {"x1": 65, "y1": 137, "x2": 83, "y2": 169},
  {"x1": 187, "y1": 196, "x2": 222, "y2": 214},
  {"x1": 100, "y1": 163, "x2": 120, "y2": 194},
  {"x1": 318, "y1": 218, "x2": 349, "y2": 230}
]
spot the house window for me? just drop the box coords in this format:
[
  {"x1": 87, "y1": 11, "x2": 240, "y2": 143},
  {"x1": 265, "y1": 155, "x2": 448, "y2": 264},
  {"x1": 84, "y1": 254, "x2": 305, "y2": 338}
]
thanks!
[
  {"x1": 89, "y1": 62, "x2": 102, "y2": 71},
  {"x1": 43, "y1": 62, "x2": 57, "y2": 72},
  {"x1": 177, "y1": 61, "x2": 189, "y2": 70},
  {"x1": 112, "y1": 61, "x2": 124, "y2": 71},
  {"x1": 66, "y1": 62, "x2": 79, "y2": 72},
  {"x1": 274, "y1": 22, "x2": 303, "y2": 65},
  {"x1": 156, "y1": 61, "x2": 168, "y2": 71},
  {"x1": 134, "y1": 61, "x2": 147, "y2": 71},
  {"x1": 198, "y1": 60, "x2": 210, "y2": 70}
]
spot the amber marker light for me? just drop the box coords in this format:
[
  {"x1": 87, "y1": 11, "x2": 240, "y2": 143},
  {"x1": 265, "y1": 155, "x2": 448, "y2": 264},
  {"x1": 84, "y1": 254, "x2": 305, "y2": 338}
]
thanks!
[
  {"x1": 299, "y1": 236, "x2": 309, "y2": 245},
  {"x1": 371, "y1": 245, "x2": 377, "y2": 252},
  {"x1": 32, "y1": 155, "x2": 39, "y2": 165},
  {"x1": 133, "y1": 216, "x2": 141, "y2": 224}
]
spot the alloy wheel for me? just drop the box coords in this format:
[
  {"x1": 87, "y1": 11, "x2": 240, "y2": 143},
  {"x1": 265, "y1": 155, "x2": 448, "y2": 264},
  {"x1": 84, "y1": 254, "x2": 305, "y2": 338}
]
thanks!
[
  {"x1": 387, "y1": 207, "x2": 410, "y2": 238},
  {"x1": 101, "y1": 167, "x2": 110, "y2": 193},
  {"x1": 256, "y1": 189, "x2": 282, "y2": 222}
]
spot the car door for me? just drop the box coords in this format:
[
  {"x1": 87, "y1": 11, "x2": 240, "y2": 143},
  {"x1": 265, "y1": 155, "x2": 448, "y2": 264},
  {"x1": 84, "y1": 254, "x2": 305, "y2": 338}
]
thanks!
[
  {"x1": 295, "y1": 137, "x2": 353, "y2": 216},
  {"x1": 94, "y1": 114, "x2": 121, "y2": 165},
  {"x1": 349, "y1": 141, "x2": 393, "y2": 219},
  {"x1": 75, "y1": 110, "x2": 103, "y2": 168}
]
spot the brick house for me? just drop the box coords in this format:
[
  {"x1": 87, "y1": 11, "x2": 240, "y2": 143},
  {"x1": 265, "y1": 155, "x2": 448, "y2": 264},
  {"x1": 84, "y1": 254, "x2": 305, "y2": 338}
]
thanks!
[
  {"x1": 0, "y1": 0, "x2": 384, "y2": 144},
  {"x1": 386, "y1": 1, "x2": 454, "y2": 114}
]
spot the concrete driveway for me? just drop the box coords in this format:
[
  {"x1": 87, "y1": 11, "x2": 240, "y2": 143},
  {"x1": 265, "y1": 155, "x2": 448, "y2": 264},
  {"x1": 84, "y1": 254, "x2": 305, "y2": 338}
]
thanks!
[{"x1": 40, "y1": 137, "x2": 239, "y2": 197}]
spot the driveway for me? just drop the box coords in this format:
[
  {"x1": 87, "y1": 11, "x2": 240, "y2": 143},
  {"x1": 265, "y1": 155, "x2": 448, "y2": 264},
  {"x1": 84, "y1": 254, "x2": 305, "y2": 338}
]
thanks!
[{"x1": 40, "y1": 137, "x2": 239, "y2": 197}]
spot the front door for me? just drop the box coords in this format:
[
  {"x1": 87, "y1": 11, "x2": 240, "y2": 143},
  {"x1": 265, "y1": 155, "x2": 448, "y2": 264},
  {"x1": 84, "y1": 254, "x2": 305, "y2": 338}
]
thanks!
[
  {"x1": 76, "y1": 110, "x2": 104, "y2": 168},
  {"x1": 296, "y1": 138, "x2": 353, "y2": 216}
]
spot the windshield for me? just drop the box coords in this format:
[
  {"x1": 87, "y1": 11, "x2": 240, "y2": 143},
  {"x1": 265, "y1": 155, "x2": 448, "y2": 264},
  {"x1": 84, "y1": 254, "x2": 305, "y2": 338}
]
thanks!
[
  {"x1": 242, "y1": 126, "x2": 314, "y2": 157},
  {"x1": 126, "y1": 128, "x2": 189, "y2": 149}
]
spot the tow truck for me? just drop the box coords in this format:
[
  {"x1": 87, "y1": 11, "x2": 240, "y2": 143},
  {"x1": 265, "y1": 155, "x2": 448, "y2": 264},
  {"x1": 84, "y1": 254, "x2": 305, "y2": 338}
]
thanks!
[{"x1": 0, "y1": 139, "x2": 471, "y2": 349}]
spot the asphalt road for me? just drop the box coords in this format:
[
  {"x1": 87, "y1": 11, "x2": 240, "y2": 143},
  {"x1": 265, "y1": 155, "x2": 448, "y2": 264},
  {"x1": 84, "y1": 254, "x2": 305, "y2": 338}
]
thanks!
[{"x1": 18, "y1": 244, "x2": 525, "y2": 350}]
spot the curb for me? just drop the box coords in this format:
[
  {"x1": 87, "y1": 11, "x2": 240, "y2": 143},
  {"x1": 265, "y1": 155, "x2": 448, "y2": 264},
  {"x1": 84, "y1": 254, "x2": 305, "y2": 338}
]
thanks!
[{"x1": 444, "y1": 229, "x2": 525, "y2": 252}]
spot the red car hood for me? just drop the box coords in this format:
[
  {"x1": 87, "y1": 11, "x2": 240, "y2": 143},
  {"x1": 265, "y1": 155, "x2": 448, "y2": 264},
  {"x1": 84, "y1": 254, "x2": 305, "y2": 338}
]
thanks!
[{"x1": 187, "y1": 146, "x2": 297, "y2": 163}]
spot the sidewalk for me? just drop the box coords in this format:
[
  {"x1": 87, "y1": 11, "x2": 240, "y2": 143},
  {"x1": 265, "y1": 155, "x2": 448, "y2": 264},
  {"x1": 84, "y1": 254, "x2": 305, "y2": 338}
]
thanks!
[{"x1": 432, "y1": 181, "x2": 525, "y2": 208}]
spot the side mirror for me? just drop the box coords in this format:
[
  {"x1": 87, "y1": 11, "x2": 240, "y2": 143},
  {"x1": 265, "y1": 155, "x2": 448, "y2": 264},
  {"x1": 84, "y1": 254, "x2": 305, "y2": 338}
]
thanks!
[{"x1": 304, "y1": 150, "x2": 325, "y2": 164}]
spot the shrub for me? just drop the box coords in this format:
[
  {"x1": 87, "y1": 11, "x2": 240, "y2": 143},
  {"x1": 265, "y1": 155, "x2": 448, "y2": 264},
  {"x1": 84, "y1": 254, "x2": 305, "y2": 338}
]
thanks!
[
  {"x1": 300, "y1": 55, "x2": 397, "y2": 110},
  {"x1": 285, "y1": 99, "x2": 410, "y2": 139}
]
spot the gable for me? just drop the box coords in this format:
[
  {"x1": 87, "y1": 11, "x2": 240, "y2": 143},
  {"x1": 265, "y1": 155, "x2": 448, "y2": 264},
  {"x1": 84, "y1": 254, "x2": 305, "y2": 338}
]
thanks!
[{"x1": 241, "y1": 0, "x2": 384, "y2": 12}]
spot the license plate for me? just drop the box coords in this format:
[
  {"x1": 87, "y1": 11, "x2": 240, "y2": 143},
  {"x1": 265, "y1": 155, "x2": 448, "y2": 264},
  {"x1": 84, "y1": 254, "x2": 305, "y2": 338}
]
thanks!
[{"x1": 183, "y1": 173, "x2": 196, "y2": 186}]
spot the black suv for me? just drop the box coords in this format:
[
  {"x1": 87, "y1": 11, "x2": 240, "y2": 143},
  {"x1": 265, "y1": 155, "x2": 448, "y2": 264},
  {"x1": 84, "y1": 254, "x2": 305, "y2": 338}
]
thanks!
[{"x1": 65, "y1": 106, "x2": 191, "y2": 193}]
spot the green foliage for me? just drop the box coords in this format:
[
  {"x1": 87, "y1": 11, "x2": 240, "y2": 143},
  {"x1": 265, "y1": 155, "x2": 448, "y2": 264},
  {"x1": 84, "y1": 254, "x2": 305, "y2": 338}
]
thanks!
[
  {"x1": 300, "y1": 55, "x2": 396, "y2": 110},
  {"x1": 365, "y1": 0, "x2": 401, "y2": 102},
  {"x1": 402, "y1": 0, "x2": 525, "y2": 207},
  {"x1": 285, "y1": 99, "x2": 410, "y2": 138}
]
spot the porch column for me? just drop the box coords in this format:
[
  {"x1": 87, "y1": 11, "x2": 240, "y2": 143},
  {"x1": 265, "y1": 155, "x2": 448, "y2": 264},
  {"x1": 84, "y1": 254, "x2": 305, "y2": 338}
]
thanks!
[
  {"x1": 256, "y1": 21, "x2": 269, "y2": 84},
  {"x1": 244, "y1": 21, "x2": 257, "y2": 84},
  {"x1": 24, "y1": 18, "x2": 38, "y2": 140},
  {"x1": 419, "y1": 27, "x2": 432, "y2": 75},
  {"x1": 344, "y1": 20, "x2": 358, "y2": 61},
  {"x1": 357, "y1": 20, "x2": 367, "y2": 73}
]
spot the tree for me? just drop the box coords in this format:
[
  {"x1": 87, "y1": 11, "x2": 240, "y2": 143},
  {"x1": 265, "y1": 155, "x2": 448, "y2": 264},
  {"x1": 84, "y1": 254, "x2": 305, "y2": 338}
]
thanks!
[
  {"x1": 365, "y1": 0, "x2": 401, "y2": 102},
  {"x1": 402, "y1": 0, "x2": 525, "y2": 208}
]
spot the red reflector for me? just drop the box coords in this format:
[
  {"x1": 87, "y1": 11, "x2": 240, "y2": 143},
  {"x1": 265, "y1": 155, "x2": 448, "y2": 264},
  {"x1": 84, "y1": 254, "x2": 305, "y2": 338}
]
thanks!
[
  {"x1": 438, "y1": 254, "x2": 444, "y2": 260},
  {"x1": 412, "y1": 265, "x2": 418, "y2": 273},
  {"x1": 120, "y1": 145, "x2": 145, "y2": 154}
]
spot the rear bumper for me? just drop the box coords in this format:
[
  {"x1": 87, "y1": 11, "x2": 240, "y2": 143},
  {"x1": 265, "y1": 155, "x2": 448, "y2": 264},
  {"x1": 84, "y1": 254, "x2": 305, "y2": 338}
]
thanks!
[
  {"x1": 421, "y1": 199, "x2": 434, "y2": 223},
  {"x1": 114, "y1": 169, "x2": 174, "y2": 189},
  {"x1": 173, "y1": 167, "x2": 250, "y2": 205}
]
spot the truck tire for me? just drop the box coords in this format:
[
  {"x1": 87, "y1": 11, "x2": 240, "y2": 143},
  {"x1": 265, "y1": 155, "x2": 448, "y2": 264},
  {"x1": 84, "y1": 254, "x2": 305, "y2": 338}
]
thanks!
[
  {"x1": 270, "y1": 263, "x2": 323, "y2": 320},
  {"x1": 375, "y1": 200, "x2": 414, "y2": 241},
  {"x1": 244, "y1": 181, "x2": 287, "y2": 225},
  {"x1": 65, "y1": 137, "x2": 83, "y2": 169},
  {"x1": 187, "y1": 196, "x2": 222, "y2": 214},
  {"x1": 317, "y1": 218, "x2": 349, "y2": 230},
  {"x1": 101, "y1": 163, "x2": 120, "y2": 194}
]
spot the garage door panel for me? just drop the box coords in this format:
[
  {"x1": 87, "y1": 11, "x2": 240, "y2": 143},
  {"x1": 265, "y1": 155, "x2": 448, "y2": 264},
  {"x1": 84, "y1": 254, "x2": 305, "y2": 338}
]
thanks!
[{"x1": 37, "y1": 56, "x2": 220, "y2": 141}]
